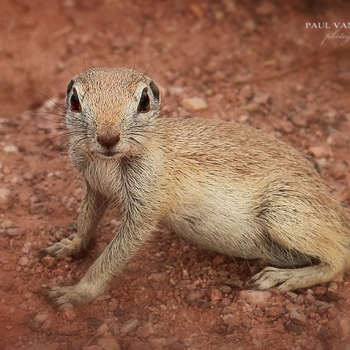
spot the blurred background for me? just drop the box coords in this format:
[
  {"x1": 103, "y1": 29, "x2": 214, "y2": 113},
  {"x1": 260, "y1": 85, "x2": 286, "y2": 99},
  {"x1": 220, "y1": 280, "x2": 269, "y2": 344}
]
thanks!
[
  {"x1": 0, "y1": 0, "x2": 349, "y2": 118},
  {"x1": 1, "y1": 1, "x2": 350, "y2": 349}
]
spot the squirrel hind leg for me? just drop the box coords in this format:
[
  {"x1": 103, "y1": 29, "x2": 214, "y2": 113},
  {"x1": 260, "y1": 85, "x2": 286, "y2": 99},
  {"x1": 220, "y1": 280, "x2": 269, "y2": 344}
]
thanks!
[
  {"x1": 249, "y1": 260, "x2": 345, "y2": 292},
  {"x1": 260, "y1": 233, "x2": 317, "y2": 268}
]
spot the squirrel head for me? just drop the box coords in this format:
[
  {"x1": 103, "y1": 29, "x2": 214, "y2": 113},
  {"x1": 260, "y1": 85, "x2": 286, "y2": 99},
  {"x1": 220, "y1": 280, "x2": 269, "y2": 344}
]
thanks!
[{"x1": 65, "y1": 67, "x2": 160, "y2": 161}]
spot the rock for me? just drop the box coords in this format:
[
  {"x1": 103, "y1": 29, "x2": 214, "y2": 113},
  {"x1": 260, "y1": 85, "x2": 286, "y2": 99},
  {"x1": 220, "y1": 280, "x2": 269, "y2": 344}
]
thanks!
[
  {"x1": 149, "y1": 338, "x2": 167, "y2": 347},
  {"x1": 128, "y1": 341, "x2": 151, "y2": 350},
  {"x1": 314, "y1": 286, "x2": 328, "y2": 296},
  {"x1": 120, "y1": 319, "x2": 139, "y2": 336},
  {"x1": 23, "y1": 291, "x2": 34, "y2": 300},
  {"x1": 210, "y1": 288, "x2": 223, "y2": 301},
  {"x1": 136, "y1": 324, "x2": 153, "y2": 338},
  {"x1": 323, "y1": 109, "x2": 338, "y2": 125},
  {"x1": 0, "y1": 188, "x2": 13, "y2": 209},
  {"x1": 239, "y1": 290, "x2": 272, "y2": 307},
  {"x1": 222, "y1": 314, "x2": 240, "y2": 327},
  {"x1": 218, "y1": 285, "x2": 232, "y2": 294},
  {"x1": 224, "y1": 279, "x2": 243, "y2": 288},
  {"x1": 23, "y1": 172, "x2": 34, "y2": 181},
  {"x1": 95, "y1": 295, "x2": 111, "y2": 302},
  {"x1": 57, "y1": 325, "x2": 79, "y2": 335},
  {"x1": 6, "y1": 227, "x2": 23, "y2": 237},
  {"x1": 212, "y1": 254, "x2": 226, "y2": 265},
  {"x1": 285, "y1": 319, "x2": 304, "y2": 334},
  {"x1": 332, "y1": 162, "x2": 347, "y2": 179},
  {"x1": 338, "y1": 317, "x2": 350, "y2": 338},
  {"x1": 276, "y1": 120, "x2": 294, "y2": 134},
  {"x1": 18, "y1": 257, "x2": 29, "y2": 267},
  {"x1": 29, "y1": 203, "x2": 47, "y2": 215},
  {"x1": 34, "y1": 313, "x2": 49, "y2": 325},
  {"x1": 41, "y1": 256, "x2": 57, "y2": 268},
  {"x1": 328, "y1": 282, "x2": 338, "y2": 293},
  {"x1": 181, "y1": 97, "x2": 208, "y2": 111},
  {"x1": 253, "y1": 92, "x2": 270, "y2": 105},
  {"x1": 289, "y1": 311, "x2": 307, "y2": 326},
  {"x1": 148, "y1": 273, "x2": 167, "y2": 282},
  {"x1": 97, "y1": 323, "x2": 109, "y2": 333},
  {"x1": 29, "y1": 319, "x2": 42, "y2": 332},
  {"x1": 185, "y1": 290, "x2": 204, "y2": 306},
  {"x1": 83, "y1": 347, "x2": 102, "y2": 350},
  {"x1": 22, "y1": 242, "x2": 32, "y2": 254},
  {"x1": 58, "y1": 303, "x2": 74, "y2": 310},
  {"x1": 239, "y1": 85, "x2": 253, "y2": 100},
  {"x1": 1, "y1": 220, "x2": 13, "y2": 228},
  {"x1": 182, "y1": 269, "x2": 190, "y2": 280},
  {"x1": 249, "y1": 326, "x2": 266, "y2": 340},
  {"x1": 97, "y1": 337, "x2": 121, "y2": 350},
  {"x1": 169, "y1": 86, "x2": 184, "y2": 96},
  {"x1": 309, "y1": 146, "x2": 328, "y2": 158},
  {"x1": 326, "y1": 307, "x2": 338, "y2": 320},
  {"x1": 61, "y1": 307, "x2": 77, "y2": 321},
  {"x1": 3, "y1": 145, "x2": 19, "y2": 153},
  {"x1": 291, "y1": 114, "x2": 309, "y2": 127},
  {"x1": 285, "y1": 302, "x2": 299, "y2": 312},
  {"x1": 1, "y1": 279, "x2": 14, "y2": 291}
]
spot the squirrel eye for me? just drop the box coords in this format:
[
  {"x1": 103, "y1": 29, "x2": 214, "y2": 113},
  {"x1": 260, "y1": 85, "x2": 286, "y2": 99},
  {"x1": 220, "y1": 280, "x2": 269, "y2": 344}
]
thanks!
[
  {"x1": 70, "y1": 88, "x2": 81, "y2": 112},
  {"x1": 137, "y1": 88, "x2": 150, "y2": 113}
]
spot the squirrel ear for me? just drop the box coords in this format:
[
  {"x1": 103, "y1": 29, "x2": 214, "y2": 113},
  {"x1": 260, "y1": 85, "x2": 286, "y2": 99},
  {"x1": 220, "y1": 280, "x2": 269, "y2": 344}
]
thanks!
[
  {"x1": 149, "y1": 80, "x2": 160, "y2": 103},
  {"x1": 67, "y1": 79, "x2": 74, "y2": 95}
]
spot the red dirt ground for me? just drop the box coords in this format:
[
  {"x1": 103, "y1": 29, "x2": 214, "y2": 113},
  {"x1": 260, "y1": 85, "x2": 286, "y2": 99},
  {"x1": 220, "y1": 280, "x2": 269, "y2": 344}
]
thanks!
[{"x1": 1, "y1": 1, "x2": 350, "y2": 349}]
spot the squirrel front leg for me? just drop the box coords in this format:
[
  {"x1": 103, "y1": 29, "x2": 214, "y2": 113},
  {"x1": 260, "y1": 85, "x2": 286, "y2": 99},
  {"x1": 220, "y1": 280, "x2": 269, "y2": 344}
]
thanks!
[
  {"x1": 48, "y1": 202, "x2": 157, "y2": 305},
  {"x1": 43, "y1": 182, "x2": 109, "y2": 259}
]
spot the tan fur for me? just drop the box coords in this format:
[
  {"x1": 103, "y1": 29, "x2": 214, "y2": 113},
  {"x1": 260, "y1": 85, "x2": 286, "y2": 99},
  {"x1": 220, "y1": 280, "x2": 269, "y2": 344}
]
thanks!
[{"x1": 43, "y1": 67, "x2": 350, "y2": 305}]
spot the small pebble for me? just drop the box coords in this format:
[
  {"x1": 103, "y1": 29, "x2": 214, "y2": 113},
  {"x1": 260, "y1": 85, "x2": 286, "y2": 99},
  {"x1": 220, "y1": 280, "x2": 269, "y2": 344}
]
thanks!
[
  {"x1": 148, "y1": 273, "x2": 167, "y2": 282},
  {"x1": 0, "y1": 188, "x2": 13, "y2": 210},
  {"x1": 239, "y1": 290, "x2": 272, "y2": 307},
  {"x1": 291, "y1": 114, "x2": 309, "y2": 127},
  {"x1": 61, "y1": 307, "x2": 77, "y2": 321},
  {"x1": 222, "y1": 314, "x2": 240, "y2": 327},
  {"x1": 289, "y1": 311, "x2": 307, "y2": 326},
  {"x1": 41, "y1": 256, "x2": 57, "y2": 268},
  {"x1": 338, "y1": 317, "x2": 350, "y2": 338},
  {"x1": 253, "y1": 92, "x2": 270, "y2": 105},
  {"x1": 1, "y1": 220, "x2": 13, "y2": 228},
  {"x1": 120, "y1": 319, "x2": 139, "y2": 336},
  {"x1": 3, "y1": 145, "x2": 19, "y2": 153},
  {"x1": 29, "y1": 203, "x2": 47, "y2": 215},
  {"x1": 182, "y1": 269, "x2": 190, "y2": 280},
  {"x1": 57, "y1": 325, "x2": 79, "y2": 335},
  {"x1": 97, "y1": 337, "x2": 121, "y2": 350},
  {"x1": 309, "y1": 146, "x2": 328, "y2": 159},
  {"x1": 18, "y1": 257, "x2": 29, "y2": 267},
  {"x1": 210, "y1": 288, "x2": 223, "y2": 301},
  {"x1": 6, "y1": 227, "x2": 23, "y2": 237},
  {"x1": 34, "y1": 313, "x2": 49, "y2": 325},
  {"x1": 128, "y1": 341, "x2": 151, "y2": 350},
  {"x1": 185, "y1": 290, "x2": 204, "y2": 306},
  {"x1": 181, "y1": 97, "x2": 208, "y2": 111},
  {"x1": 22, "y1": 242, "x2": 32, "y2": 254}
]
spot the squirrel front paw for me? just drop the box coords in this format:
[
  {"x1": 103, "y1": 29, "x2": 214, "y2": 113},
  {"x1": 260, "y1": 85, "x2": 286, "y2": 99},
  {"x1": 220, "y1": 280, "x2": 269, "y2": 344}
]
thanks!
[
  {"x1": 47, "y1": 282, "x2": 102, "y2": 306},
  {"x1": 41, "y1": 234, "x2": 84, "y2": 260}
]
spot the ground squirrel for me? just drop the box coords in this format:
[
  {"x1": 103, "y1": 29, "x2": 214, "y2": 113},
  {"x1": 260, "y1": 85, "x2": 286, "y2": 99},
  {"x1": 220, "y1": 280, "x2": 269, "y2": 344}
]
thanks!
[{"x1": 43, "y1": 67, "x2": 350, "y2": 305}]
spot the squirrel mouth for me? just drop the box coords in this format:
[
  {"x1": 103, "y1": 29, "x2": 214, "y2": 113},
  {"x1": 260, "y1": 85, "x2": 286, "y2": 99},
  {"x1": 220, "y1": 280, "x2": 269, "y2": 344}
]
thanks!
[{"x1": 99, "y1": 151, "x2": 117, "y2": 158}]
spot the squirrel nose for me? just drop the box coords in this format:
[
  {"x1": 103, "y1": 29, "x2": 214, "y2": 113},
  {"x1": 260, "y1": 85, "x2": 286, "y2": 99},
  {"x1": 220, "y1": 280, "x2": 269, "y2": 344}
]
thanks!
[{"x1": 97, "y1": 132, "x2": 120, "y2": 149}]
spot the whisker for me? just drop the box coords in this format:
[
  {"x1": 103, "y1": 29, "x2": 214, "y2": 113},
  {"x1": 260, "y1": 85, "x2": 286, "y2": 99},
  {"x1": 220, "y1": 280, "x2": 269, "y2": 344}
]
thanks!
[{"x1": 34, "y1": 92, "x2": 66, "y2": 113}]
